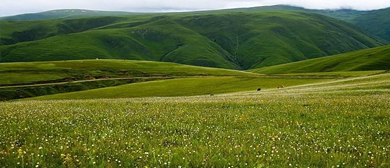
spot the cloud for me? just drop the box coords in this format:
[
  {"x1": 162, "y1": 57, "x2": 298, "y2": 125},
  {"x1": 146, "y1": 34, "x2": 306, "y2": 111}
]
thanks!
[{"x1": 1, "y1": 0, "x2": 390, "y2": 16}]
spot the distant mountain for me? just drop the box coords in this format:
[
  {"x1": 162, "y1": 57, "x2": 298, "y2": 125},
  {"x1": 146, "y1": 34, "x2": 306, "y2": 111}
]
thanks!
[
  {"x1": 0, "y1": 11, "x2": 381, "y2": 69},
  {"x1": 250, "y1": 45, "x2": 390, "y2": 74},
  {"x1": 2, "y1": 5, "x2": 389, "y2": 44},
  {"x1": 0, "y1": 9, "x2": 136, "y2": 21},
  {"x1": 0, "y1": 5, "x2": 372, "y2": 22},
  {"x1": 214, "y1": 5, "x2": 369, "y2": 22},
  {"x1": 221, "y1": 5, "x2": 390, "y2": 43}
]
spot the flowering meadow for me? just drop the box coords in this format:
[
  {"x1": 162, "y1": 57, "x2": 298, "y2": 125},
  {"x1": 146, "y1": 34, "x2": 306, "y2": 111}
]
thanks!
[{"x1": 0, "y1": 73, "x2": 389, "y2": 167}]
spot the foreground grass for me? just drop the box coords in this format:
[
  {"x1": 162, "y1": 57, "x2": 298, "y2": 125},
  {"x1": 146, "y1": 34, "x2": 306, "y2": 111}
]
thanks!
[{"x1": 0, "y1": 73, "x2": 389, "y2": 167}]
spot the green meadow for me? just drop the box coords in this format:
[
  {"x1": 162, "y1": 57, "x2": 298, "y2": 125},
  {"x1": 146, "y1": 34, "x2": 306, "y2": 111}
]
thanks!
[
  {"x1": 0, "y1": 60, "x2": 259, "y2": 101},
  {"x1": 27, "y1": 77, "x2": 330, "y2": 100},
  {"x1": 0, "y1": 59, "x2": 257, "y2": 86},
  {"x1": 0, "y1": 73, "x2": 389, "y2": 167}
]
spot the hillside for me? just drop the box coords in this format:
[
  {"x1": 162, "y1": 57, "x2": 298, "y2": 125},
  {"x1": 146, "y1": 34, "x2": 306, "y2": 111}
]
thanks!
[
  {"x1": 353, "y1": 7, "x2": 390, "y2": 43},
  {"x1": 0, "y1": 59, "x2": 260, "y2": 101},
  {"x1": 222, "y1": 5, "x2": 368, "y2": 22},
  {"x1": 0, "y1": 9, "x2": 135, "y2": 21},
  {"x1": 0, "y1": 5, "x2": 368, "y2": 22},
  {"x1": 1, "y1": 5, "x2": 389, "y2": 44},
  {"x1": 0, "y1": 59, "x2": 257, "y2": 86},
  {"x1": 0, "y1": 11, "x2": 381, "y2": 69},
  {"x1": 28, "y1": 76, "x2": 330, "y2": 100},
  {"x1": 250, "y1": 45, "x2": 390, "y2": 74},
  {"x1": 226, "y1": 6, "x2": 390, "y2": 43}
]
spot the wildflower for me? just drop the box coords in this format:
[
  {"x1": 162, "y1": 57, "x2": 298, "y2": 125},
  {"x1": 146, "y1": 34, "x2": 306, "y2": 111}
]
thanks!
[{"x1": 18, "y1": 148, "x2": 23, "y2": 157}]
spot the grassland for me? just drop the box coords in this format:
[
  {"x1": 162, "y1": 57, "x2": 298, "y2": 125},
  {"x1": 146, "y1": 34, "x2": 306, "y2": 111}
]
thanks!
[
  {"x1": 1, "y1": 59, "x2": 386, "y2": 101},
  {"x1": 250, "y1": 45, "x2": 390, "y2": 74},
  {"x1": 0, "y1": 73, "x2": 389, "y2": 167},
  {"x1": 0, "y1": 11, "x2": 381, "y2": 69},
  {"x1": 0, "y1": 59, "x2": 257, "y2": 86},
  {"x1": 0, "y1": 59, "x2": 261, "y2": 101},
  {"x1": 0, "y1": 78, "x2": 167, "y2": 101},
  {"x1": 27, "y1": 76, "x2": 331, "y2": 100}
]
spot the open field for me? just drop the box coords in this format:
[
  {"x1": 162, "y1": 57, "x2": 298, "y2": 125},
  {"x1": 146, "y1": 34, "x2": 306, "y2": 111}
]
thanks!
[
  {"x1": 0, "y1": 77, "x2": 168, "y2": 101},
  {"x1": 27, "y1": 76, "x2": 331, "y2": 100},
  {"x1": 0, "y1": 60, "x2": 259, "y2": 101},
  {"x1": 1, "y1": 59, "x2": 385, "y2": 101},
  {"x1": 0, "y1": 73, "x2": 389, "y2": 167}
]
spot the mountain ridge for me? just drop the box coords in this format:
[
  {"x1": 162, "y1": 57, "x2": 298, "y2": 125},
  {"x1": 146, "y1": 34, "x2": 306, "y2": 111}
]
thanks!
[
  {"x1": 0, "y1": 9, "x2": 137, "y2": 21},
  {"x1": 0, "y1": 11, "x2": 382, "y2": 70}
]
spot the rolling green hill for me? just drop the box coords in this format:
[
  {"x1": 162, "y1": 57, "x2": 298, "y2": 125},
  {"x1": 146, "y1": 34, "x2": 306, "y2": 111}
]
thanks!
[
  {"x1": 225, "y1": 5, "x2": 390, "y2": 43},
  {"x1": 0, "y1": 5, "x2": 368, "y2": 22},
  {"x1": 0, "y1": 59, "x2": 260, "y2": 101},
  {"x1": 250, "y1": 45, "x2": 390, "y2": 74},
  {"x1": 2, "y1": 5, "x2": 389, "y2": 44},
  {"x1": 352, "y1": 8, "x2": 390, "y2": 43},
  {"x1": 221, "y1": 5, "x2": 369, "y2": 22},
  {"x1": 0, "y1": 9, "x2": 136, "y2": 21},
  {"x1": 27, "y1": 77, "x2": 330, "y2": 100},
  {"x1": 0, "y1": 11, "x2": 381, "y2": 69},
  {"x1": 0, "y1": 59, "x2": 257, "y2": 86}
]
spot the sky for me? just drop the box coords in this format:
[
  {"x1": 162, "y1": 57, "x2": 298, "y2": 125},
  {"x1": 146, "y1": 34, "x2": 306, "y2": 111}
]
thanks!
[{"x1": 1, "y1": 0, "x2": 390, "y2": 17}]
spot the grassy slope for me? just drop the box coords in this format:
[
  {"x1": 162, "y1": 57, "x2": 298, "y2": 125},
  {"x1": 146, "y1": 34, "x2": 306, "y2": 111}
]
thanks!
[
  {"x1": 281, "y1": 73, "x2": 390, "y2": 93},
  {"x1": 0, "y1": 16, "x2": 240, "y2": 69},
  {"x1": 28, "y1": 77, "x2": 331, "y2": 100},
  {"x1": 0, "y1": 9, "x2": 136, "y2": 21},
  {"x1": 0, "y1": 59, "x2": 257, "y2": 85},
  {"x1": 0, "y1": 78, "x2": 159, "y2": 101},
  {"x1": 250, "y1": 45, "x2": 390, "y2": 74},
  {"x1": 353, "y1": 7, "x2": 390, "y2": 43},
  {"x1": 0, "y1": 16, "x2": 147, "y2": 45},
  {"x1": 0, "y1": 11, "x2": 381, "y2": 69},
  {"x1": 177, "y1": 12, "x2": 381, "y2": 69},
  {"x1": 0, "y1": 5, "x2": 367, "y2": 22},
  {"x1": 220, "y1": 5, "x2": 368, "y2": 22}
]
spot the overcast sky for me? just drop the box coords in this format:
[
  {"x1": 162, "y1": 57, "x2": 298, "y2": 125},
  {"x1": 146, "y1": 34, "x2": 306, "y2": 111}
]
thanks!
[{"x1": 1, "y1": 0, "x2": 390, "y2": 17}]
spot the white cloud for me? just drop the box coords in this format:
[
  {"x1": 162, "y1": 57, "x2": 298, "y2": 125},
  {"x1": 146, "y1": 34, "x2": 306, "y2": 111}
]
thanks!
[{"x1": 1, "y1": 0, "x2": 390, "y2": 16}]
